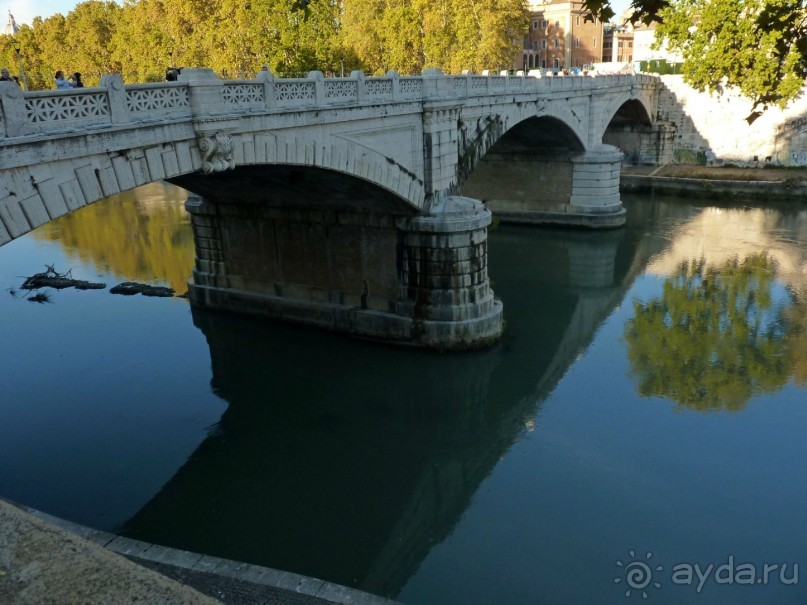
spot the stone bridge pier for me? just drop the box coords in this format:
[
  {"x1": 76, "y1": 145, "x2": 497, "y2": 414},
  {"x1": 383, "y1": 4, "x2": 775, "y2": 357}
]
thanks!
[{"x1": 184, "y1": 193, "x2": 503, "y2": 350}]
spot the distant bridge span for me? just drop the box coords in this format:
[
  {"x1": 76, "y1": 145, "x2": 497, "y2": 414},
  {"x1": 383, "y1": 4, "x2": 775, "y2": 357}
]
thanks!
[{"x1": 0, "y1": 68, "x2": 664, "y2": 349}]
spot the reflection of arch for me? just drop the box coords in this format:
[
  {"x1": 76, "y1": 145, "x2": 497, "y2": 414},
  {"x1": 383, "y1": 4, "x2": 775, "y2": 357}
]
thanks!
[{"x1": 118, "y1": 219, "x2": 653, "y2": 597}]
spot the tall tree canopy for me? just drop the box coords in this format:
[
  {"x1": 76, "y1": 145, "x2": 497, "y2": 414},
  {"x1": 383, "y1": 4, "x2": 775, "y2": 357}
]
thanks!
[
  {"x1": 583, "y1": 0, "x2": 807, "y2": 121},
  {"x1": 341, "y1": 0, "x2": 528, "y2": 74},
  {"x1": 3, "y1": 0, "x2": 526, "y2": 86}
]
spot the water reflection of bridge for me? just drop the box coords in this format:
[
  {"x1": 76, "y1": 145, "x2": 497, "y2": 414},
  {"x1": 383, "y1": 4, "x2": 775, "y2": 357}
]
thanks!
[{"x1": 117, "y1": 209, "x2": 672, "y2": 597}]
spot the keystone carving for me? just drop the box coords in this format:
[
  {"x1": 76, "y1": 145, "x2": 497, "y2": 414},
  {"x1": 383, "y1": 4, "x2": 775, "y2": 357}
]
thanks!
[{"x1": 198, "y1": 132, "x2": 236, "y2": 174}]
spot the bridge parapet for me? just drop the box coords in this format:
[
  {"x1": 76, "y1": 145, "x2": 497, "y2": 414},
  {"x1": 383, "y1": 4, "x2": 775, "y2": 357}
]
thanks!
[{"x1": 0, "y1": 70, "x2": 658, "y2": 141}]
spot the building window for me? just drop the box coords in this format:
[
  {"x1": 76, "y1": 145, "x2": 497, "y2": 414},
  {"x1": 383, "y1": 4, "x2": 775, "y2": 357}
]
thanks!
[
  {"x1": 541, "y1": 39, "x2": 547, "y2": 50},
  {"x1": 533, "y1": 20, "x2": 538, "y2": 29},
  {"x1": 576, "y1": 16, "x2": 580, "y2": 26},
  {"x1": 541, "y1": 20, "x2": 547, "y2": 29},
  {"x1": 554, "y1": 39, "x2": 559, "y2": 48},
  {"x1": 532, "y1": 41, "x2": 538, "y2": 50},
  {"x1": 555, "y1": 20, "x2": 559, "y2": 28},
  {"x1": 593, "y1": 37, "x2": 597, "y2": 48},
  {"x1": 604, "y1": 41, "x2": 612, "y2": 49},
  {"x1": 553, "y1": 58, "x2": 560, "y2": 69},
  {"x1": 541, "y1": 59, "x2": 546, "y2": 68},
  {"x1": 575, "y1": 37, "x2": 580, "y2": 48}
]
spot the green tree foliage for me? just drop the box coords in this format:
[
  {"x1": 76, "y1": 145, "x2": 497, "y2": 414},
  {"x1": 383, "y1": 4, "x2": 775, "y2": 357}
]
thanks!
[
  {"x1": 581, "y1": 0, "x2": 807, "y2": 121},
  {"x1": 110, "y1": 0, "x2": 174, "y2": 81},
  {"x1": 654, "y1": 0, "x2": 807, "y2": 122},
  {"x1": 624, "y1": 253, "x2": 804, "y2": 412},
  {"x1": 65, "y1": 1, "x2": 123, "y2": 76},
  {"x1": 341, "y1": 0, "x2": 528, "y2": 74},
  {"x1": 3, "y1": 0, "x2": 525, "y2": 86}
]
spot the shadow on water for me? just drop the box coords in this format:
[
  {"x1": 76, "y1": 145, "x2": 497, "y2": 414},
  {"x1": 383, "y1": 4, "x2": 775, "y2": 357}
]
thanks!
[{"x1": 118, "y1": 214, "x2": 657, "y2": 597}]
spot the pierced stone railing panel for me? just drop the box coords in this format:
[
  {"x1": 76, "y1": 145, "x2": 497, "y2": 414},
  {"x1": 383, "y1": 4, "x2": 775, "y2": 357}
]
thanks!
[
  {"x1": 453, "y1": 78, "x2": 467, "y2": 95},
  {"x1": 491, "y1": 77, "x2": 506, "y2": 91},
  {"x1": 222, "y1": 83, "x2": 264, "y2": 108},
  {"x1": 275, "y1": 80, "x2": 316, "y2": 103},
  {"x1": 324, "y1": 80, "x2": 358, "y2": 100},
  {"x1": 125, "y1": 84, "x2": 190, "y2": 115},
  {"x1": 471, "y1": 77, "x2": 488, "y2": 92},
  {"x1": 26, "y1": 90, "x2": 110, "y2": 124},
  {"x1": 399, "y1": 78, "x2": 423, "y2": 98},
  {"x1": 365, "y1": 79, "x2": 392, "y2": 98}
]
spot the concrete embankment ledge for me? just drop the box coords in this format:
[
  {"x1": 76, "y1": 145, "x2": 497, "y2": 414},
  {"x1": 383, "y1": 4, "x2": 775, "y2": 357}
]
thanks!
[
  {"x1": 620, "y1": 173, "x2": 807, "y2": 201},
  {"x1": 0, "y1": 498, "x2": 403, "y2": 605}
]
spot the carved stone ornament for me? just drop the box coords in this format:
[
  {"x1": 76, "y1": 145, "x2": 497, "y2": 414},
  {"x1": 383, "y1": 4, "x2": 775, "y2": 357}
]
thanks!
[{"x1": 198, "y1": 132, "x2": 236, "y2": 174}]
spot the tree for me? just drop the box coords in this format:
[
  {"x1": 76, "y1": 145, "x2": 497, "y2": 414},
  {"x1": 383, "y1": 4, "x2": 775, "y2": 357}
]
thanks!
[
  {"x1": 111, "y1": 0, "x2": 173, "y2": 82},
  {"x1": 341, "y1": 0, "x2": 528, "y2": 74},
  {"x1": 581, "y1": 0, "x2": 807, "y2": 122},
  {"x1": 64, "y1": 1, "x2": 123, "y2": 78}
]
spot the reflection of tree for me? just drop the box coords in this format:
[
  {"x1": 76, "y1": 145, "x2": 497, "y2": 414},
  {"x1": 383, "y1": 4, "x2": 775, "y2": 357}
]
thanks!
[
  {"x1": 32, "y1": 184, "x2": 195, "y2": 294},
  {"x1": 784, "y1": 299, "x2": 807, "y2": 387},
  {"x1": 625, "y1": 253, "x2": 804, "y2": 411}
]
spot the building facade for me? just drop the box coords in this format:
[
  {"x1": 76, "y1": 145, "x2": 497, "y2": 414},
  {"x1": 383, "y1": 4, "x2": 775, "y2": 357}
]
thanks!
[
  {"x1": 518, "y1": 0, "x2": 604, "y2": 71},
  {"x1": 602, "y1": 23, "x2": 634, "y2": 63}
]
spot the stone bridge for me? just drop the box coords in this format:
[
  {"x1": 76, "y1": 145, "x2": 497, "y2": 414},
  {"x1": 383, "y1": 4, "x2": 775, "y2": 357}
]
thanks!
[{"x1": 0, "y1": 68, "x2": 664, "y2": 349}]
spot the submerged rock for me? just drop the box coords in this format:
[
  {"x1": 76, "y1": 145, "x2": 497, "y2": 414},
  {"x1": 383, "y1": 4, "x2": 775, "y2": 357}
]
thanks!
[{"x1": 110, "y1": 282, "x2": 175, "y2": 297}]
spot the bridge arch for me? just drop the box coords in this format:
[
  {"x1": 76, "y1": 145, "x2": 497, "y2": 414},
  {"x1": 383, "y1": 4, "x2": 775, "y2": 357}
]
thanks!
[
  {"x1": 458, "y1": 111, "x2": 622, "y2": 226},
  {"x1": 600, "y1": 93, "x2": 666, "y2": 165},
  {"x1": 0, "y1": 136, "x2": 425, "y2": 248}
]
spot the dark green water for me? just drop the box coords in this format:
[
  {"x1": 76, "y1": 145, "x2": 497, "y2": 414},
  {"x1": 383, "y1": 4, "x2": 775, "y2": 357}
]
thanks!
[{"x1": 1, "y1": 183, "x2": 806, "y2": 604}]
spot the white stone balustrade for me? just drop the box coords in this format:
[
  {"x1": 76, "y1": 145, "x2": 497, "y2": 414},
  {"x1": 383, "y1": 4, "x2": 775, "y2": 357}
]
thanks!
[{"x1": 0, "y1": 69, "x2": 658, "y2": 140}]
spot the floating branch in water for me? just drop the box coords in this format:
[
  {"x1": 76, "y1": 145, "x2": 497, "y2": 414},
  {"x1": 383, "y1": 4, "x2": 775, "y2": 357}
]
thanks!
[{"x1": 21, "y1": 264, "x2": 106, "y2": 292}]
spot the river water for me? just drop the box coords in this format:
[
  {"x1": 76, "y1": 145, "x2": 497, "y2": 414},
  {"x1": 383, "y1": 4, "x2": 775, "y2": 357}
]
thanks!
[{"x1": 1, "y1": 183, "x2": 806, "y2": 604}]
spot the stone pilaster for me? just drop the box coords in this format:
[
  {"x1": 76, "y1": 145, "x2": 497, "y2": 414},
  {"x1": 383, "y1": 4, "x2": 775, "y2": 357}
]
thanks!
[{"x1": 422, "y1": 102, "x2": 463, "y2": 207}]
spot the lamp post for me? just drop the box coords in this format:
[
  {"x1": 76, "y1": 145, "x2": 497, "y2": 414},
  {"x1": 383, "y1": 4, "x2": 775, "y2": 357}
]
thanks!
[{"x1": 11, "y1": 39, "x2": 28, "y2": 90}]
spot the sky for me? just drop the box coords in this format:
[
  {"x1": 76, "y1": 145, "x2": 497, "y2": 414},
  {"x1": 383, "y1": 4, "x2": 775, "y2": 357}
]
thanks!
[{"x1": 8, "y1": 0, "x2": 634, "y2": 27}]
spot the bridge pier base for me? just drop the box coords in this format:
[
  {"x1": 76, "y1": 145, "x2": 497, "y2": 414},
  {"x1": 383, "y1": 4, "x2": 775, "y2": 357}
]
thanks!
[
  {"x1": 184, "y1": 195, "x2": 503, "y2": 350},
  {"x1": 566, "y1": 145, "x2": 627, "y2": 228}
]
